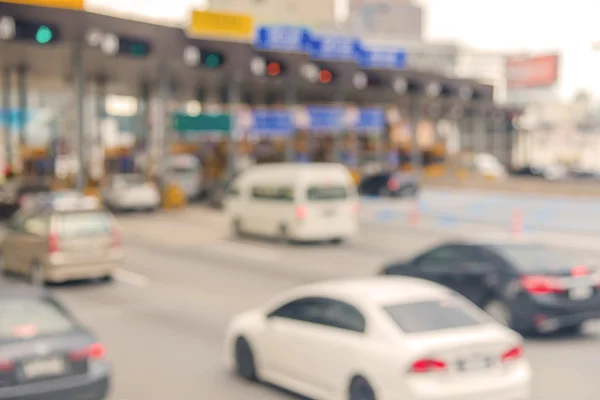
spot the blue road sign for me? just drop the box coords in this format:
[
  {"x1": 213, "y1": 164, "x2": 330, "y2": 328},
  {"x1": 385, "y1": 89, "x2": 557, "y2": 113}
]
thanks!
[
  {"x1": 307, "y1": 34, "x2": 361, "y2": 62},
  {"x1": 357, "y1": 45, "x2": 407, "y2": 69},
  {"x1": 254, "y1": 25, "x2": 312, "y2": 53},
  {"x1": 251, "y1": 109, "x2": 294, "y2": 137},
  {"x1": 356, "y1": 108, "x2": 386, "y2": 132},
  {"x1": 306, "y1": 106, "x2": 345, "y2": 133}
]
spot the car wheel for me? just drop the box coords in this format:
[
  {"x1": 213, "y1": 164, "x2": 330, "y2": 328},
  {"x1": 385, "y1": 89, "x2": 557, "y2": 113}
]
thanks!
[
  {"x1": 232, "y1": 218, "x2": 243, "y2": 237},
  {"x1": 98, "y1": 274, "x2": 114, "y2": 283},
  {"x1": 234, "y1": 337, "x2": 258, "y2": 381},
  {"x1": 278, "y1": 224, "x2": 291, "y2": 244},
  {"x1": 402, "y1": 186, "x2": 417, "y2": 197},
  {"x1": 483, "y1": 299, "x2": 512, "y2": 327},
  {"x1": 29, "y1": 261, "x2": 45, "y2": 286},
  {"x1": 331, "y1": 237, "x2": 344, "y2": 245},
  {"x1": 349, "y1": 376, "x2": 376, "y2": 400}
]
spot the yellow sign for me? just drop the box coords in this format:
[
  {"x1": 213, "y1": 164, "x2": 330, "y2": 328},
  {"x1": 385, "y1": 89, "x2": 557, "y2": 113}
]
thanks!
[
  {"x1": 187, "y1": 10, "x2": 253, "y2": 40},
  {"x1": 0, "y1": 0, "x2": 84, "y2": 10}
]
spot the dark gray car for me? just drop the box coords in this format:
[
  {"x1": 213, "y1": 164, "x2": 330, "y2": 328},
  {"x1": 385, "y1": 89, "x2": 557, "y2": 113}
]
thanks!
[{"x1": 0, "y1": 284, "x2": 110, "y2": 399}]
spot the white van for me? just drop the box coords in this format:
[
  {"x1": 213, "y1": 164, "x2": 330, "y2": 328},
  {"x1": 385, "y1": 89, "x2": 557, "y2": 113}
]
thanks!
[
  {"x1": 167, "y1": 154, "x2": 203, "y2": 200},
  {"x1": 225, "y1": 163, "x2": 359, "y2": 243}
]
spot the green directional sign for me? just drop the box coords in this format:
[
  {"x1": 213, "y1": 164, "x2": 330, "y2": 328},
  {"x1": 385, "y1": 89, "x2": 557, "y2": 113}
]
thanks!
[{"x1": 172, "y1": 113, "x2": 231, "y2": 135}]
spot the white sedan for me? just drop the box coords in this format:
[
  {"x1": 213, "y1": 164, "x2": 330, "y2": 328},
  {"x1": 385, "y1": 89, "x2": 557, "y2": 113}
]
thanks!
[
  {"x1": 224, "y1": 277, "x2": 532, "y2": 400},
  {"x1": 101, "y1": 174, "x2": 160, "y2": 212}
]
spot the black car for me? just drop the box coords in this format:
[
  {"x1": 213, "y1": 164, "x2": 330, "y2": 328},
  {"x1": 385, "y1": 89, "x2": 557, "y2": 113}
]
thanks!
[
  {"x1": 380, "y1": 240, "x2": 600, "y2": 335},
  {"x1": 0, "y1": 284, "x2": 110, "y2": 399},
  {"x1": 0, "y1": 180, "x2": 51, "y2": 219},
  {"x1": 358, "y1": 171, "x2": 418, "y2": 198}
]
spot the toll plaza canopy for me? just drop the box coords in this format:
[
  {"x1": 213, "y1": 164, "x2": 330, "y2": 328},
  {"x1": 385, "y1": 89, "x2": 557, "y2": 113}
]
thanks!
[{"x1": 0, "y1": 1, "x2": 510, "y2": 185}]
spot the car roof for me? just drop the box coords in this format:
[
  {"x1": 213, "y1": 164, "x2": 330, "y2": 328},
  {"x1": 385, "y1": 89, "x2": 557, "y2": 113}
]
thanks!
[
  {"x1": 297, "y1": 277, "x2": 451, "y2": 306},
  {"x1": 443, "y1": 236, "x2": 540, "y2": 248}
]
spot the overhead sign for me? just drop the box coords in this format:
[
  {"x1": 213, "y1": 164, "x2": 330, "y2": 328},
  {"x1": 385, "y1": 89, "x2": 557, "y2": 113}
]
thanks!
[
  {"x1": 306, "y1": 106, "x2": 345, "y2": 133},
  {"x1": 1, "y1": 0, "x2": 83, "y2": 9},
  {"x1": 255, "y1": 25, "x2": 311, "y2": 53},
  {"x1": 308, "y1": 34, "x2": 361, "y2": 62},
  {"x1": 358, "y1": 46, "x2": 406, "y2": 69},
  {"x1": 356, "y1": 108, "x2": 386, "y2": 132},
  {"x1": 250, "y1": 110, "x2": 294, "y2": 137},
  {"x1": 187, "y1": 11, "x2": 254, "y2": 41},
  {"x1": 506, "y1": 54, "x2": 559, "y2": 89},
  {"x1": 172, "y1": 113, "x2": 231, "y2": 134}
]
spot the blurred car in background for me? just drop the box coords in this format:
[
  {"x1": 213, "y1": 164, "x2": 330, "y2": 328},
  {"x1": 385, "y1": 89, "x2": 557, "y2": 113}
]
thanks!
[
  {"x1": 225, "y1": 277, "x2": 531, "y2": 400},
  {"x1": 358, "y1": 171, "x2": 418, "y2": 198},
  {"x1": 166, "y1": 154, "x2": 203, "y2": 201},
  {"x1": 0, "y1": 195, "x2": 122, "y2": 285},
  {"x1": 100, "y1": 174, "x2": 160, "y2": 212},
  {"x1": 225, "y1": 163, "x2": 359, "y2": 244},
  {"x1": 380, "y1": 239, "x2": 600, "y2": 335},
  {"x1": 0, "y1": 179, "x2": 52, "y2": 219},
  {"x1": 0, "y1": 283, "x2": 111, "y2": 399}
]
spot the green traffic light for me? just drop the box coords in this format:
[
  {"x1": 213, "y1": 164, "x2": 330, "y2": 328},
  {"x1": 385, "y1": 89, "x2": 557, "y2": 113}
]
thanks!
[
  {"x1": 205, "y1": 54, "x2": 222, "y2": 69},
  {"x1": 130, "y1": 43, "x2": 147, "y2": 56},
  {"x1": 35, "y1": 25, "x2": 53, "y2": 44}
]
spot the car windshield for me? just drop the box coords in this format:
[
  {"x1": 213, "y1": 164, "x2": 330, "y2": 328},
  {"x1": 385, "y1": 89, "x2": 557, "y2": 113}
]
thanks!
[
  {"x1": 307, "y1": 185, "x2": 348, "y2": 201},
  {"x1": 58, "y1": 211, "x2": 112, "y2": 238},
  {"x1": 119, "y1": 175, "x2": 146, "y2": 185},
  {"x1": 491, "y1": 244, "x2": 587, "y2": 273},
  {"x1": 0, "y1": 297, "x2": 75, "y2": 341},
  {"x1": 384, "y1": 296, "x2": 489, "y2": 334}
]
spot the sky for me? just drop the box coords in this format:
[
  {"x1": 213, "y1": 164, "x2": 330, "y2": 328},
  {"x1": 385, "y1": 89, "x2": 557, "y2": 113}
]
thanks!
[{"x1": 86, "y1": 0, "x2": 600, "y2": 99}]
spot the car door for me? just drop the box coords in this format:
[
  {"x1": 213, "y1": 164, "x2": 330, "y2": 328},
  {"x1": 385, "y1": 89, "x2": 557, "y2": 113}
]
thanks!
[
  {"x1": 411, "y1": 245, "x2": 474, "y2": 295},
  {"x1": 261, "y1": 297, "x2": 329, "y2": 395},
  {"x1": 447, "y1": 246, "x2": 501, "y2": 306},
  {"x1": 308, "y1": 299, "x2": 366, "y2": 396},
  {"x1": 2, "y1": 210, "x2": 35, "y2": 273}
]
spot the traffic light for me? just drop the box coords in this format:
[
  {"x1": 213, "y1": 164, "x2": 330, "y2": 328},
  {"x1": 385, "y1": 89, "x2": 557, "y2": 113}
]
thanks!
[
  {"x1": 317, "y1": 67, "x2": 334, "y2": 84},
  {"x1": 200, "y1": 51, "x2": 224, "y2": 69},
  {"x1": 118, "y1": 37, "x2": 151, "y2": 57},
  {"x1": 265, "y1": 59, "x2": 285, "y2": 77},
  {"x1": 0, "y1": 16, "x2": 60, "y2": 44}
]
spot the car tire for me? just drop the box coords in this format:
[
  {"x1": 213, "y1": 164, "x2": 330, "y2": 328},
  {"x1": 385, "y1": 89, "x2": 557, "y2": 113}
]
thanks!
[
  {"x1": 349, "y1": 376, "x2": 376, "y2": 400},
  {"x1": 98, "y1": 274, "x2": 114, "y2": 283},
  {"x1": 483, "y1": 299, "x2": 513, "y2": 328},
  {"x1": 234, "y1": 337, "x2": 258, "y2": 381},
  {"x1": 401, "y1": 185, "x2": 417, "y2": 197},
  {"x1": 331, "y1": 237, "x2": 344, "y2": 245},
  {"x1": 29, "y1": 261, "x2": 45, "y2": 286},
  {"x1": 232, "y1": 218, "x2": 243, "y2": 237},
  {"x1": 278, "y1": 224, "x2": 291, "y2": 245}
]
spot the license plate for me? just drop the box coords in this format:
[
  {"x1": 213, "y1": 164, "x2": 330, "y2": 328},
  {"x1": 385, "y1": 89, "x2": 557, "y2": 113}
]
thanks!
[
  {"x1": 569, "y1": 286, "x2": 593, "y2": 300},
  {"x1": 22, "y1": 357, "x2": 66, "y2": 379},
  {"x1": 456, "y1": 356, "x2": 492, "y2": 371}
]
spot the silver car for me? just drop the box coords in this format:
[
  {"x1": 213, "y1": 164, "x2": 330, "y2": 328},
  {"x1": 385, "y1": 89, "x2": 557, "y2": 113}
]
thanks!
[
  {"x1": 100, "y1": 174, "x2": 160, "y2": 212},
  {"x1": 0, "y1": 196, "x2": 122, "y2": 284}
]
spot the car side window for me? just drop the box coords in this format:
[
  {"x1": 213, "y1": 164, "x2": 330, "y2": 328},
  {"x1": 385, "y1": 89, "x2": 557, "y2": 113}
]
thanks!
[
  {"x1": 268, "y1": 297, "x2": 327, "y2": 324},
  {"x1": 414, "y1": 245, "x2": 466, "y2": 265},
  {"x1": 23, "y1": 214, "x2": 51, "y2": 236},
  {"x1": 321, "y1": 300, "x2": 366, "y2": 333}
]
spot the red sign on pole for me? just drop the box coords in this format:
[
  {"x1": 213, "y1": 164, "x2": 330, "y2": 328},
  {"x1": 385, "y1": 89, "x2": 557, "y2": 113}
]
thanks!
[{"x1": 506, "y1": 54, "x2": 559, "y2": 89}]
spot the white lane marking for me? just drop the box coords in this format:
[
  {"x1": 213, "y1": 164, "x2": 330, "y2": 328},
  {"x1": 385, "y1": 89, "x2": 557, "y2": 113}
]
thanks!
[
  {"x1": 204, "y1": 240, "x2": 282, "y2": 262},
  {"x1": 114, "y1": 268, "x2": 150, "y2": 288}
]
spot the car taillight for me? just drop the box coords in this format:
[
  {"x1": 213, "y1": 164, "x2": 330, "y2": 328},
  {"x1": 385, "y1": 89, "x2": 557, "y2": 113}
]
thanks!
[
  {"x1": 295, "y1": 205, "x2": 307, "y2": 219},
  {"x1": 520, "y1": 275, "x2": 564, "y2": 295},
  {"x1": 48, "y1": 232, "x2": 60, "y2": 254},
  {"x1": 387, "y1": 177, "x2": 401, "y2": 192},
  {"x1": 409, "y1": 358, "x2": 447, "y2": 373},
  {"x1": 501, "y1": 345, "x2": 524, "y2": 362},
  {"x1": 111, "y1": 227, "x2": 120, "y2": 248},
  {"x1": 68, "y1": 343, "x2": 105, "y2": 361},
  {"x1": 0, "y1": 361, "x2": 13, "y2": 372}
]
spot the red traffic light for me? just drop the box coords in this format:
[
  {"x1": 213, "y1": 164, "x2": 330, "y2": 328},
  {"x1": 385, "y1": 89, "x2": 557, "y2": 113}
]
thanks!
[
  {"x1": 266, "y1": 62, "x2": 281, "y2": 77},
  {"x1": 318, "y1": 69, "x2": 333, "y2": 84}
]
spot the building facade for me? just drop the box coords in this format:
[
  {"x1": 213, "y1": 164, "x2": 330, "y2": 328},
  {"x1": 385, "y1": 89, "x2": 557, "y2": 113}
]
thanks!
[{"x1": 347, "y1": 0, "x2": 423, "y2": 39}]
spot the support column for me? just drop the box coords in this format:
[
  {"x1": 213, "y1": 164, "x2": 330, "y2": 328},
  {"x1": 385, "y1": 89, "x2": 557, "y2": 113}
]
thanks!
[
  {"x1": 2, "y1": 67, "x2": 11, "y2": 173},
  {"x1": 332, "y1": 84, "x2": 345, "y2": 163},
  {"x1": 156, "y1": 57, "x2": 170, "y2": 183},
  {"x1": 137, "y1": 81, "x2": 150, "y2": 175},
  {"x1": 284, "y1": 74, "x2": 297, "y2": 162},
  {"x1": 227, "y1": 71, "x2": 242, "y2": 177},
  {"x1": 90, "y1": 76, "x2": 106, "y2": 180},
  {"x1": 410, "y1": 93, "x2": 423, "y2": 177},
  {"x1": 473, "y1": 103, "x2": 487, "y2": 154},
  {"x1": 73, "y1": 42, "x2": 86, "y2": 190},
  {"x1": 16, "y1": 65, "x2": 27, "y2": 147}
]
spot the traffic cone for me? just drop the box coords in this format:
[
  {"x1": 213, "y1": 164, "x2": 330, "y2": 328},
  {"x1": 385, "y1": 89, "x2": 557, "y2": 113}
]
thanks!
[
  {"x1": 409, "y1": 201, "x2": 420, "y2": 226},
  {"x1": 511, "y1": 209, "x2": 524, "y2": 235}
]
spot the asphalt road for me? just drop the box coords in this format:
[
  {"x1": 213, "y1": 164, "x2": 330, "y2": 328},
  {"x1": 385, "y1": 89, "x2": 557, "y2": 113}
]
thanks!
[
  {"x1": 414, "y1": 188, "x2": 600, "y2": 235},
  {"x1": 3, "y1": 205, "x2": 600, "y2": 400}
]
